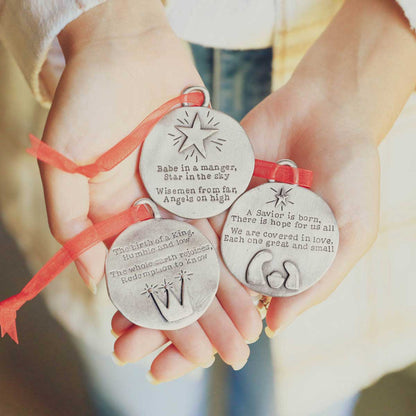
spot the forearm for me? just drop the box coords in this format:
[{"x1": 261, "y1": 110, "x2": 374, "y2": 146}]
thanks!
[{"x1": 291, "y1": 0, "x2": 416, "y2": 145}]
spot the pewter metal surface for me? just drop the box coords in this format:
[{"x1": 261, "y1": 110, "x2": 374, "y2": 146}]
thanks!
[
  {"x1": 106, "y1": 219, "x2": 219, "y2": 330},
  {"x1": 221, "y1": 183, "x2": 339, "y2": 297},
  {"x1": 140, "y1": 106, "x2": 255, "y2": 219}
]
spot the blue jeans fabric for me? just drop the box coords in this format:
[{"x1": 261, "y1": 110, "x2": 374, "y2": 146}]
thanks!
[{"x1": 191, "y1": 45, "x2": 273, "y2": 121}]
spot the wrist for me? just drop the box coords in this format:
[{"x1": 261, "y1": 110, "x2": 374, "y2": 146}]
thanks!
[
  {"x1": 58, "y1": 0, "x2": 171, "y2": 59},
  {"x1": 287, "y1": 0, "x2": 416, "y2": 146}
]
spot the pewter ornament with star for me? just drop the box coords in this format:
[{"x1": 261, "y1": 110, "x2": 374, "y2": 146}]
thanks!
[
  {"x1": 221, "y1": 183, "x2": 339, "y2": 297},
  {"x1": 140, "y1": 106, "x2": 255, "y2": 219}
]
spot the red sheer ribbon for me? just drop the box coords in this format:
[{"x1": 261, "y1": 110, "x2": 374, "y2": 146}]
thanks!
[
  {"x1": 253, "y1": 159, "x2": 313, "y2": 188},
  {"x1": 26, "y1": 91, "x2": 205, "y2": 177},
  {"x1": 26, "y1": 90, "x2": 311, "y2": 188},
  {"x1": 2, "y1": 91, "x2": 313, "y2": 344},
  {"x1": 0, "y1": 204, "x2": 152, "y2": 344}
]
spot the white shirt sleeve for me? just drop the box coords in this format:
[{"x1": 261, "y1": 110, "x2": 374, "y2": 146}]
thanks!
[
  {"x1": 396, "y1": 0, "x2": 416, "y2": 32},
  {"x1": 0, "y1": 0, "x2": 107, "y2": 107},
  {"x1": 0, "y1": 0, "x2": 414, "y2": 109}
]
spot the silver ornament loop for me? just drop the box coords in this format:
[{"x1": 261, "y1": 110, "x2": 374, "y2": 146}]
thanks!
[
  {"x1": 182, "y1": 86, "x2": 210, "y2": 108},
  {"x1": 133, "y1": 198, "x2": 161, "y2": 219},
  {"x1": 277, "y1": 159, "x2": 297, "y2": 169},
  {"x1": 269, "y1": 159, "x2": 299, "y2": 186}
]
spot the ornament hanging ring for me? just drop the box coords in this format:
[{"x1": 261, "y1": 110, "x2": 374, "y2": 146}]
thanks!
[
  {"x1": 182, "y1": 86, "x2": 210, "y2": 107},
  {"x1": 269, "y1": 159, "x2": 299, "y2": 186},
  {"x1": 276, "y1": 159, "x2": 297, "y2": 169},
  {"x1": 133, "y1": 198, "x2": 161, "y2": 219}
]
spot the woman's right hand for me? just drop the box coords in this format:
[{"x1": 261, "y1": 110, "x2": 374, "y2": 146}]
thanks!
[{"x1": 41, "y1": 0, "x2": 262, "y2": 379}]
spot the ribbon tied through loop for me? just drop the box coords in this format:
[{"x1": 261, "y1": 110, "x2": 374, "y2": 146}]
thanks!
[{"x1": 1, "y1": 91, "x2": 313, "y2": 344}]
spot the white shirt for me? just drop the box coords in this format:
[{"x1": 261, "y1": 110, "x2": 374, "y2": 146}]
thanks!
[{"x1": 0, "y1": 0, "x2": 415, "y2": 106}]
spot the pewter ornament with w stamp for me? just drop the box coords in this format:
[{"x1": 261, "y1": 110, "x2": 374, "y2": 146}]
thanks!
[
  {"x1": 106, "y1": 219, "x2": 219, "y2": 330},
  {"x1": 221, "y1": 183, "x2": 339, "y2": 297},
  {"x1": 140, "y1": 106, "x2": 254, "y2": 219}
]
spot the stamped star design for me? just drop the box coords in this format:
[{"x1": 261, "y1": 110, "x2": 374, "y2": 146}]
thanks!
[
  {"x1": 176, "y1": 113, "x2": 218, "y2": 159},
  {"x1": 266, "y1": 187, "x2": 294, "y2": 210},
  {"x1": 159, "y1": 279, "x2": 174, "y2": 291},
  {"x1": 140, "y1": 283, "x2": 159, "y2": 298},
  {"x1": 175, "y1": 270, "x2": 194, "y2": 281}
]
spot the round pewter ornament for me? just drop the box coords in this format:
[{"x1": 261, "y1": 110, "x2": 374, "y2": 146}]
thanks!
[
  {"x1": 105, "y1": 202, "x2": 219, "y2": 330},
  {"x1": 221, "y1": 182, "x2": 339, "y2": 297},
  {"x1": 140, "y1": 87, "x2": 255, "y2": 219}
]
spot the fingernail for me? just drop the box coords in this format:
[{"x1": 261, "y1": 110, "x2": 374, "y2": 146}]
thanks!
[
  {"x1": 146, "y1": 371, "x2": 160, "y2": 385},
  {"x1": 111, "y1": 329, "x2": 119, "y2": 339},
  {"x1": 111, "y1": 352, "x2": 126, "y2": 366},
  {"x1": 245, "y1": 337, "x2": 259, "y2": 345},
  {"x1": 265, "y1": 326, "x2": 276, "y2": 338},
  {"x1": 75, "y1": 260, "x2": 98, "y2": 295},
  {"x1": 265, "y1": 325, "x2": 287, "y2": 338},
  {"x1": 231, "y1": 360, "x2": 247, "y2": 371},
  {"x1": 265, "y1": 316, "x2": 297, "y2": 338},
  {"x1": 257, "y1": 307, "x2": 267, "y2": 320},
  {"x1": 86, "y1": 277, "x2": 97, "y2": 295},
  {"x1": 201, "y1": 356, "x2": 216, "y2": 368}
]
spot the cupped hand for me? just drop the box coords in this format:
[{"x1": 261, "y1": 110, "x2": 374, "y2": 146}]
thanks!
[
  {"x1": 41, "y1": 3, "x2": 261, "y2": 383},
  {"x1": 233, "y1": 80, "x2": 380, "y2": 335}
]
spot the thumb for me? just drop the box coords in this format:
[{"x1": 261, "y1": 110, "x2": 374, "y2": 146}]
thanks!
[{"x1": 40, "y1": 162, "x2": 107, "y2": 294}]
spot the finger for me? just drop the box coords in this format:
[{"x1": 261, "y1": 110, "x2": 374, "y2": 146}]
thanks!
[
  {"x1": 40, "y1": 162, "x2": 107, "y2": 293},
  {"x1": 208, "y1": 211, "x2": 227, "y2": 236},
  {"x1": 198, "y1": 297, "x2": 250, "y2": 370},
  {"x1": 114, "y1": 325, "x2": 168, "y2": 364},
  {"x1": 111, "y1": 311, "x2": 134, "y2": 336},
  {"x1": 216, "y1": 254, "x2": 263, "y2": 342},
  {"x1": 112, "y1": 300, "x2": 250, "y2": 370},
  {"x1": 112, "y1": 299, "x2": 250, "y2": 370},
  {"x1": 193, "y1": 219, "x2": 263, "y2": 343},
  {"x1": 149, "y1": 344, "x2": 200, "y2": 384},
  {"x1": 87, "y1": 150, "x2": 146, "y2": 224},
  {"x1": 164, "y1": 323, "x2": 215, "y2": 367},
  {"x1": 112, "y1": 315, "x2": 215, "y2": 367},
  {"x1": 111, "y1": 295, "x2": 249, "y2": 370}
]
